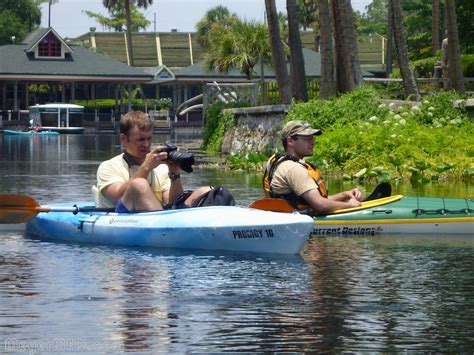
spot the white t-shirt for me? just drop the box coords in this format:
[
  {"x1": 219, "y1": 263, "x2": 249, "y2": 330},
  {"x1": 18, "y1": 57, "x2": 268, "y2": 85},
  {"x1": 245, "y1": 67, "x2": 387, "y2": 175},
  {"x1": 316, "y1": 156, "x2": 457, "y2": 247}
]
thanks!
[{"x1": 96, "y1": 153, "x2": 170, "y2": 208}]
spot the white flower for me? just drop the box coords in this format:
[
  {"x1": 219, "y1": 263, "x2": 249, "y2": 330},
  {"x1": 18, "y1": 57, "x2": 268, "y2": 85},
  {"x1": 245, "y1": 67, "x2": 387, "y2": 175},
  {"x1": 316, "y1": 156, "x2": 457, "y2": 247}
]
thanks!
[
  {"x1": 378, "y1": 103, "x2": 386, "y2": 109},
  {"x1": 411, "y1": 106, "x2": 421, "y2": 112},
  {"x1": 390, "y1": 134, "x2": 397, "y2": 138},
  {"x1": 394, "y1": 114, "x2": 401, "y2": 120},
  {"x1": 399, "y1": 119, "x2": 407, "y2": 125},
  {"x1": 388, "y1": 103, "x2": 397, "y2": 110},
  {"x1": 383, "y1": 120, "x2": 391, "y2": 125},
  {"x1": 369, "y1": 116, "x2": 378, "y2": 122},
  {"x1": 428, "y1": 106, "x2": 435, "y2": 112},
  {"x1": 427, "y1": 112, "x2": 433, "y2": 117}
]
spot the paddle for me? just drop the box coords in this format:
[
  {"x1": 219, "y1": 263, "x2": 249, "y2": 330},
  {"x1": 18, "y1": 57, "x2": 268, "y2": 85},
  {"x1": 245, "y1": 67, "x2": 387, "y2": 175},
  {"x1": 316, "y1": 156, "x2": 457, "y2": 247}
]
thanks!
[
  {"x1": 0, "y1": 194, "x2": 115, "y2": 224},
  {"x1": 363, "y1": 182, "x2": 392, "y2": 201},
  {"x1": 249, "y1": 182, "x2": 393, "y2": 213},
  {"x1": 248, "y1": 198, "x2": 294, "y2": 213}
]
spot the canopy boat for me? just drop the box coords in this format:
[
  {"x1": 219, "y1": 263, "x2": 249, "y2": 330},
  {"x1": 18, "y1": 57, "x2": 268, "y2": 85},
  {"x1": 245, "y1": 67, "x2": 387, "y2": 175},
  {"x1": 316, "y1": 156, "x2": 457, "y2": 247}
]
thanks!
[
  {"x1": 2, "y1": 129, "x2": 60, "y2": 136},
  {"x1": 24, "y1": 202, "x2": 314, "y2": 254},
  {"x1": 29, "y1": 103, "x2": 85, "y2": 134},
  {"x1": 313, "y1": 195, "x2": 473, "y2": 235}
]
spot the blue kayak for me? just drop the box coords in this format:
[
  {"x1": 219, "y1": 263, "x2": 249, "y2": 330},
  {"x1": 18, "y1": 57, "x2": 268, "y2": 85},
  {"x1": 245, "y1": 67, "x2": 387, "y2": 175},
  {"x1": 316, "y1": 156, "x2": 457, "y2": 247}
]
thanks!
[{"x1": 25, "y1": 203, "x2": 314, "y2": 254}]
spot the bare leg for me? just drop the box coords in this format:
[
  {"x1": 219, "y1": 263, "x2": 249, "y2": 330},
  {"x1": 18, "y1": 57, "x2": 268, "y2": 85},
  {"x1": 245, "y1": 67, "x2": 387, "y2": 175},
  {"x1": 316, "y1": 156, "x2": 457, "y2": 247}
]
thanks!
[{"x1": 121, "y1": 178, "x2": 163, "y2": 212}]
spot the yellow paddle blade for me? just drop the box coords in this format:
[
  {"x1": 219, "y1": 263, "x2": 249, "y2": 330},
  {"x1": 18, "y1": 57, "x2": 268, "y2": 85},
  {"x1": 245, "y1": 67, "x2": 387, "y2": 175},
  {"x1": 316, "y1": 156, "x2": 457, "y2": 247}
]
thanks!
[
  {"x1": 331, "y1": 195, "x2": 403, "y2": 214},
  {"x1": 0, "y1": 194, "x2": 41, "y2": 224},
  {"x1": 248, "y1": 198, "x2": 295, "y2": 213}
]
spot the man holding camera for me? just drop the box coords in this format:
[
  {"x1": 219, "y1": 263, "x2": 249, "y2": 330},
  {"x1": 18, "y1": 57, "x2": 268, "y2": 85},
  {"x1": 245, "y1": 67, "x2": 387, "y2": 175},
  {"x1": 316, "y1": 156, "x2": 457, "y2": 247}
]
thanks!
[{"x1": 96, "y1": 111, "x2": 211, "y2": 212}]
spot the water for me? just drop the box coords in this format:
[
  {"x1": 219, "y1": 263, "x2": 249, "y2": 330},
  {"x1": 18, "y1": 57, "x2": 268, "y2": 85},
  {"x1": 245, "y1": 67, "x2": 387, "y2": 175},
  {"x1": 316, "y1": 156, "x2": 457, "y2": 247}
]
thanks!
[{"x1": 0, "y1": 134, "x2": 473, "y2": 352}]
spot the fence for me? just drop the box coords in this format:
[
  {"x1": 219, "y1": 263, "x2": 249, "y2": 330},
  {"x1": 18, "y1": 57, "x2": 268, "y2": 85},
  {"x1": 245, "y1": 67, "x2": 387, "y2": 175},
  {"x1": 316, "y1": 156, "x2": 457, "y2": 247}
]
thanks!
[{"x1": 203, "y1": 82, "x2": 259, "y2": 114}]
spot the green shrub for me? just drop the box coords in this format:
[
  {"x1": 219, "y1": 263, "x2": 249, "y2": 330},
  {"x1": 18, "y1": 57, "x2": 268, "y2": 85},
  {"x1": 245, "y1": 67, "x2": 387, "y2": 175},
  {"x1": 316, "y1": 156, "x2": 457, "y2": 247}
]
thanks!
[
  {"x1": 282, "y1": 87, "x2": 473, "y2": 182},
  {"x1": 202, "y1": 101, "x2": 249, "y2": 150}
]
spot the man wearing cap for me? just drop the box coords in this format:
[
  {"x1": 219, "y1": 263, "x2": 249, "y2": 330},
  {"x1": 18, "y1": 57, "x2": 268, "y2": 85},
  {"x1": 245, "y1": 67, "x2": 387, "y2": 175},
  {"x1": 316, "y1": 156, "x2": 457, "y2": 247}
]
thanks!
[{"x1": 263, "y1": 120, "x2": 362, "y2": 214}]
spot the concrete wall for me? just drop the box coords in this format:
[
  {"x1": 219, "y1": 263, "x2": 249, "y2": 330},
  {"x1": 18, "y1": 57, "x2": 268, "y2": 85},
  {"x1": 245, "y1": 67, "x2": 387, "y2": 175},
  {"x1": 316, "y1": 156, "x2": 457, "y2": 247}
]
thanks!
[{"x1": 221, "y1": 104, "x2": 291, "y2": 154}]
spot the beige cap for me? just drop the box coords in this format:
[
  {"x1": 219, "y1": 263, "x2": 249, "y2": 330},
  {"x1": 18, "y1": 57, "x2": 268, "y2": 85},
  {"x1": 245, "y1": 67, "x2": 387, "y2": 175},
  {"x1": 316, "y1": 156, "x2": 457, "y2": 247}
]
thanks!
[{"x1": 281, "y1": 120, "x2": 322, "y2": 139}]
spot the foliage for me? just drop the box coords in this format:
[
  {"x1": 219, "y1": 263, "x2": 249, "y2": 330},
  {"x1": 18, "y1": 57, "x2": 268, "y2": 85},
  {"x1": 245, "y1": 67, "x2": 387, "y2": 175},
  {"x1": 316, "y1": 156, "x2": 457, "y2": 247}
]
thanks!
[
  {"x1": 225, "y1": 152, "x2": 268, "y2": 171},
  {"x1": 456, "y1": 0, "x2": 474, "y2": 53},
  {"x1": 0, "y1": 0, "x2": 41, "y2": 45},
  {"x1": 285, "y1": 86, "x2": 384, "y2": 129},
  {"x1": 195, "y1": 6, "x2": 237, "y2": 47},
  {"x1": 72, "y1": 98, "x2": 172, "y2": 111},
  {"x1": 84, "y1": 3, "x2": 150, "y2": 32},
  {"x1": 202, "y1": 101, "x2": 247, "y2": 150},
  {"x1": 358, "y1": 0, "x2": 474, "y2": 59},
  {"x1": 205, "y1": 18, "x2": 271, "y2": 80},
  {"x1": 283, "y1": 87, "x2": 473, "y2": 182},
  {"x1": 204, "y1": 109, "x2": 236, "y2": 153}
]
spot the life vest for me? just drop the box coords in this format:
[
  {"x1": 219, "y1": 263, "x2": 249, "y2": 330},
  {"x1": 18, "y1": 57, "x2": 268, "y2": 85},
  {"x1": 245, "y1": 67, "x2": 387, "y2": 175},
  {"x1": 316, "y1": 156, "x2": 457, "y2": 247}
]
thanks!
[{"x1": 263, "y1": 153, "x2": 328, "y2": 209}]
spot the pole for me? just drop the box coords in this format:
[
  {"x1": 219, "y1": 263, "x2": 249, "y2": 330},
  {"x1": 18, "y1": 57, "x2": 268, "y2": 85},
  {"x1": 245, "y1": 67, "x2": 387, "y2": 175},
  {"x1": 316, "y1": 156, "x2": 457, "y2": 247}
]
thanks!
[{"x1": 48, "y1": 0, "x2": 52, "y2": 27}]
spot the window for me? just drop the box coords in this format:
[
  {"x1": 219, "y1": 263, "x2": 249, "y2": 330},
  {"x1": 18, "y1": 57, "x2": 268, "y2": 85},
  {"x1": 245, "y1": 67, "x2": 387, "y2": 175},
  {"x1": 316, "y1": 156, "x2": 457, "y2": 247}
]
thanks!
[{"x1": 38, "y1": 32, "x2": 61, "y2": 57}]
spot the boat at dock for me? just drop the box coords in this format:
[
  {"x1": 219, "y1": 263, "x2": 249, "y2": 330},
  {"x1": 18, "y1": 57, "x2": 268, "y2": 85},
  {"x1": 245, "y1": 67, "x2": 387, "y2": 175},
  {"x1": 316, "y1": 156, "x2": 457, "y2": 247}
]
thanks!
[
  {"x1": 2, "y1": 129, "x2": 60, "y2": 136},
  {"x1": 29, "y1": 103, "x2": 85, "y2": 134}
]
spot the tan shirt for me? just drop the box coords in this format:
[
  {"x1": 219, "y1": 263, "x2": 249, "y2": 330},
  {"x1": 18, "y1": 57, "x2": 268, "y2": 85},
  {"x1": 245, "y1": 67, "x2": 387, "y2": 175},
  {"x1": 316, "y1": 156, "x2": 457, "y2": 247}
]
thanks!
[
  {"x1": 271, "y1": 160, "x2": 318, "y2": 197},
  {"x1": 96, "y1": 153, "x2": 170, "y2": 208}
]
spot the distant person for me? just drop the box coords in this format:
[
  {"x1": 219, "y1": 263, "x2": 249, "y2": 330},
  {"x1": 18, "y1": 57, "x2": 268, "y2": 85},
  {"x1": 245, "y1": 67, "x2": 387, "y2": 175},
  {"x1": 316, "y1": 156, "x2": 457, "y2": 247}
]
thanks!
[
  {"x1": 441, "y1": 33, "x2": 450, "y2": 90},
  {"x1": 95, "y1": 111, "x2": 211, "y2": 212},
  {"x1": 263, "y1": 120, "x2": 362, "y2": 215}
]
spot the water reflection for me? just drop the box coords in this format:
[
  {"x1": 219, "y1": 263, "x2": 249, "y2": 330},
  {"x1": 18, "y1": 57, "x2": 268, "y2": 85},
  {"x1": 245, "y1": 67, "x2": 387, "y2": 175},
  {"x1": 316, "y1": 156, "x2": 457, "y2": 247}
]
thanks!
[
  {"x1": 0, "y1": 133, "x2": 473, "y2": 352},
  {"x1": 1, "y1": 133, "x2": 472, "y2": 203}
]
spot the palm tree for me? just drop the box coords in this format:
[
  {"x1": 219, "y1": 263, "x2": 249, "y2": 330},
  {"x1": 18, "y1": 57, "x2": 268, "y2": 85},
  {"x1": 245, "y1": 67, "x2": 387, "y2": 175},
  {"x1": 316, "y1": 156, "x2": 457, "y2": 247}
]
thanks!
[
  {"x1": 318, "y1": 0, "x2": 335, "y2": 99},
  {"x1": 205, "y1": 19, "x2": 271, "y2": 81},
  {"x1": 265, "y1": 0, "x2": 292, "y2": 104},
  {"x1": 297, "y1": 0, "x2": 320, "y2": 51},
  {"x1": 389, "y1": 0, "x2": 420, "y2": 100},
  {"x1": 431, "y1": 0, "x2": 440, "y2": 55},
  {"x1": 102, "y1": 0, "x2": 153, "y2": 67},
  {"x1": 331, "y1": 0, "x2": 362, "y2": 93},
  {"x1": 445, "y1": 0, "x2": 465, "y2": 93},
  {"x1": 287, "y1": 0, "x2": 308, "y2": 101},
  {"x1": 196, "y1": 6, "x2": 236, "y2": 47}
]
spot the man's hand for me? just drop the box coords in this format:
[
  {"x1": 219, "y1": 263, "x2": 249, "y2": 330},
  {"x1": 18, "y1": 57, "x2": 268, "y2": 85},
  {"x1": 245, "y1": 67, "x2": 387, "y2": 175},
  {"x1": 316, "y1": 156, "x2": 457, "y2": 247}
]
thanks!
[
  {"x1": 349, "y1": 188, "x2": 363, "y2": 201},
  {"x1": 347, "y1": 197, "x2": 361, "y2": 208},
  {"x1": 142, "y1": 147, "x2": 168, "y2": 171}
]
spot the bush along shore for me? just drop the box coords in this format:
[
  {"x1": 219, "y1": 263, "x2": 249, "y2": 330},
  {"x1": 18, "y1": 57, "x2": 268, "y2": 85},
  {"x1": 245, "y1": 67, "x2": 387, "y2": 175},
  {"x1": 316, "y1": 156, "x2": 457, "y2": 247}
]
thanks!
[{"x1": 205, "y1": 86, "x2": 474, "y2": 183}]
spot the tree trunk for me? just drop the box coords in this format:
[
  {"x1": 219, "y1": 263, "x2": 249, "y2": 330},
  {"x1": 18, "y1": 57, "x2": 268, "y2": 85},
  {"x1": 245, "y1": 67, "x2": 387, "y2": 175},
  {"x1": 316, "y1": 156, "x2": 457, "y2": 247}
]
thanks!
[
  {"x1": 331, "y1": 0, "x2": 362, "y2": 93},
  {"x1": 390, "y1": 0, "x2": 420, "y2": 100},
  {"x1": 287, "y1": 0, "x2": 308, "y2": 101},
  {"x1": 265, "y1": 0, "x2": 292, "y2": 104},
  {"x1": 445, "y1": 0, "x2": 465, "y2": 93},
  {"x1": 318, "y1": 0, "x2": 336, "y2": 99},
  {"x1": 124, "y1": 0, "x2": 135, "y2": 66},
  {"x1": 386, "y1": 2, "x2": 393, "y2": 77},
  {"x1": 431, "y1": 0, "x2": 440, "y2": 55}
]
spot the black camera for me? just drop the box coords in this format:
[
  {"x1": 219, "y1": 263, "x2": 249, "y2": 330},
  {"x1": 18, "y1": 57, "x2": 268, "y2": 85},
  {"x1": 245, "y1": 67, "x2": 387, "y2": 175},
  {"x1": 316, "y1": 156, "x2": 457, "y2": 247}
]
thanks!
[{"x1": 163, "y1": 142, "x2": 195, "y2": 173}]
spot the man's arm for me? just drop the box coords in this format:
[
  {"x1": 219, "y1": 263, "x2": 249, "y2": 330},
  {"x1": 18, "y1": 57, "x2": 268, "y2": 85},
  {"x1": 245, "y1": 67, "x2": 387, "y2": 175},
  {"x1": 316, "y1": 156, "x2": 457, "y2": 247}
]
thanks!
[
  {"x1": 162, "y1": 162, "x2": 183, "y2": 204},
  {"x1": 328, "y1": 188, "x2": 362, "y2": 202},
  {"x1": 101, "y1": 149, "x2": 168, "y2": 204},
  {"x1": 302, "y1": 188, "x2": 361, "y2": 215}
]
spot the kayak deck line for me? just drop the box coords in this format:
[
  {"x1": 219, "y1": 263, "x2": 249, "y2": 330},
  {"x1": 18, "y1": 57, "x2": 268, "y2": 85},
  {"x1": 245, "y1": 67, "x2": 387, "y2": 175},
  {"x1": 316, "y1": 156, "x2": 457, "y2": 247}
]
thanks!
[{"x1": 316, "y1": 216, "x2": 474, "y2": 225}]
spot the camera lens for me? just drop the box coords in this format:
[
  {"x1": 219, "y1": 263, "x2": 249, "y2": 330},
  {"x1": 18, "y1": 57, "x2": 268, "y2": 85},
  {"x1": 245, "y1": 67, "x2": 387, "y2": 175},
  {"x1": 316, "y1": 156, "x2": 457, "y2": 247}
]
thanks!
[{"x1": 165, "y1": 146, "x2": 195, "y2": 173}]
